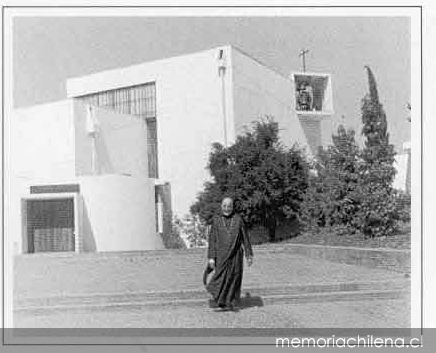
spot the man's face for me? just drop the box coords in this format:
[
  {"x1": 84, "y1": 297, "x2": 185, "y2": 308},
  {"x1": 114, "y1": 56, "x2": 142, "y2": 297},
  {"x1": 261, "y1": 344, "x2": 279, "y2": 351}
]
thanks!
[{"x1": 221, "y1": 198, "x2": 234, "y2": 216}]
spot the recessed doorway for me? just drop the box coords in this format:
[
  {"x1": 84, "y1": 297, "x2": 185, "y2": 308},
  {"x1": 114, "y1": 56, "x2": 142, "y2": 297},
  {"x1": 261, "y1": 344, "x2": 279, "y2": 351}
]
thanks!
[{"x1": 22, "y1": 196, "x2": 77, "y2": 253}]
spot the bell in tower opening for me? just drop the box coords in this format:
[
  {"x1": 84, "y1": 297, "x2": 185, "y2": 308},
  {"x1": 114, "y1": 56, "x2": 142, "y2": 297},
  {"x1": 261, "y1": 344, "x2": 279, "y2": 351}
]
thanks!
[
  {"x1": 296, "y1": 80, "x2": 313, "y2": 111},
  {"x1": 293, "y1": 73, "x2": 333, "y2": 114},
  {"x1": 291, "y1": 72, "x2": 334, "y2": 157}
]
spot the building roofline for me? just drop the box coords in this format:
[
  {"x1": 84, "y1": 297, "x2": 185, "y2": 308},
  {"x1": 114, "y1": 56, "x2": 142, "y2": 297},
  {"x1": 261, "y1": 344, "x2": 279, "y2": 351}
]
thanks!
[
  {"x1": 228, "y1": 45, "x2": 289, "y2": 80},
  {"x1": 67, "y1": 44, "x2": 289, "y2": 87},
  {"x1": 67, "y1": 44, "x2": 333, "y2": 98},
  {"x1": 66, "y1": 45, "x2": 233, "y2": 85}
]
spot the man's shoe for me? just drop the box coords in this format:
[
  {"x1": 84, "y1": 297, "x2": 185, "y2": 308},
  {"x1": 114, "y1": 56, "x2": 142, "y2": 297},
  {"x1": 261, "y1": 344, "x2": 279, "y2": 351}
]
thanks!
[{"x1": 217, "y1": 303, "x2": 236, "y2": 312}]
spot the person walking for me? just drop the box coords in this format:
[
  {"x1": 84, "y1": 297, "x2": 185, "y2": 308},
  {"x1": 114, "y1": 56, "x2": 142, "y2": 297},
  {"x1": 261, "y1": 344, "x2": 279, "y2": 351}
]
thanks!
[{"x1": 206, "y1": 197, "x2": 253, "y2": 311}]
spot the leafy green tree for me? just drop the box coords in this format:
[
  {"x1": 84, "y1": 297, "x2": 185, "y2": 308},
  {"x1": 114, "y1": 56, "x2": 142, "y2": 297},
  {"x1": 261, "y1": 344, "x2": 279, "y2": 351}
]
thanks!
[{"x1": 191, "y1": 118, "x2": 309, "y2": 242}]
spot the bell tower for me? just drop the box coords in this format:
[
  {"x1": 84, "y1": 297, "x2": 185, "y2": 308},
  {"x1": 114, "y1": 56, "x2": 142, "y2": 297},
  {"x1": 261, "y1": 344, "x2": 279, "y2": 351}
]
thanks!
[{"x1": 291, "y1": 49, "x2": 333, "y2": 156}]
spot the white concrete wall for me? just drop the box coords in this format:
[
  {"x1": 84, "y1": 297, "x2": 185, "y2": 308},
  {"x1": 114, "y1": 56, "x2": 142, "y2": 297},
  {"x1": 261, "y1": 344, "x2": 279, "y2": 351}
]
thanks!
[
  {"x1": 9, "y1": 175, "x2": 161, "y2": 254},
  {"x1": 73, "y1": 101, "x2": 148, "y2": 177},
  {"x1": 6, "y1": 101, "x2": 76, "y2": 255},
  {"x1": 8, "y1": 100, "x2": 76, "y2": 182},
  {"x1": 393, "y1": 151, "x2": 411, "y2": 193},
  {"x1": 8, "y1": 99, "x2": 149, "y2": 180},
  {"x1": 8, "y1": 100, "x2": 159, "y2": 254},
  {"x1": 7, "y1": 179, "x2": 31, "y2": 255},
  {"x1": 67, "y1": 47, "x2": 233, "y2": 217},
  {"x1": 79, "y1": 175, "x2": 162, "y2": 252},
  {"x1": 156, "y1": 49, "x2": 232, "y2": 217},
  {"x1": 230, "y1": 48, "x2": 311, "y2": 155}
]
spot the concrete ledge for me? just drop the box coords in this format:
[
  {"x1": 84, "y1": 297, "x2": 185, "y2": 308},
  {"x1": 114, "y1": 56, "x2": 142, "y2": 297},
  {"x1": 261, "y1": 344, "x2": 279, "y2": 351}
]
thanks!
[
  {"x1": 15, "y1": 279, "x2": 409, "y2": 313},
  {"x1": 15, "y1": 290, "x2": 405, "y2": 314},
  {"x1": 14, "y1": 242, "x2": 411, "y2": 273}
]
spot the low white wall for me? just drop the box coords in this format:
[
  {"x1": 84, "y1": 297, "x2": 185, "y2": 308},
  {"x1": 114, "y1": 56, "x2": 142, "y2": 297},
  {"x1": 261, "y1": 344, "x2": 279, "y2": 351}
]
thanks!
[
  {"x1": 9, "y1": 175, "x2": 162, "y2": 254},
  {"x1": 79, "y1": 175, "x2": 162, "y2": 252}
]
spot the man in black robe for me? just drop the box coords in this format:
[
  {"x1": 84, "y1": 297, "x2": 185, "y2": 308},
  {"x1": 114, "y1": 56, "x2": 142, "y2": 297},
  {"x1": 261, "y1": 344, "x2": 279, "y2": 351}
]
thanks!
[{"x1": 206, "y1": 197, "x2": 253, "y2": 311}]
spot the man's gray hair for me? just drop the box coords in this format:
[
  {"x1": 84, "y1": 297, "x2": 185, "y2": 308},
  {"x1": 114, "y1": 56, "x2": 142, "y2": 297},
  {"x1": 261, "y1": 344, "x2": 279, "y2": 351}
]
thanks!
[{"x1": 221, "y1": 197, "x2": 234, "y2": 204}]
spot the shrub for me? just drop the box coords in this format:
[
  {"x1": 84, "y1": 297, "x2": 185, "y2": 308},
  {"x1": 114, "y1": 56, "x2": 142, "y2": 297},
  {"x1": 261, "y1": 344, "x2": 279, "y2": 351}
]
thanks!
[
  {"x1": 300, "y1": 125, "x2": 360, "y2": 232},
  {"x1": 173, "y1": 214, "x2": 208, "y2": 248},
  {"x1": 161, "y1": 218, "x2": 187, "y2": 249}
]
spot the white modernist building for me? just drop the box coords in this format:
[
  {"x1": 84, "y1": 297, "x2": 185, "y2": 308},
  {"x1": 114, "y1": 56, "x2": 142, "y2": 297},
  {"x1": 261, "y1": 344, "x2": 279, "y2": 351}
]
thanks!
[
  {"x1": 8, "y1": 45, "x2": 335, "y2": 254},
  {"x1": 67, "y1": 45, "x2": 334, "y2": 217}
]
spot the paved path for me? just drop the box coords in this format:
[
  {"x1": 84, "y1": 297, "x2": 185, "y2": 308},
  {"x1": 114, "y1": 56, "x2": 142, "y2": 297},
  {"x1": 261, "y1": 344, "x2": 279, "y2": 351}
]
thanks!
[
  {"x1": 13, "y1": 249, "x2": 410, "y2": 329},
  {"x1": 15, "y1": 296, "x2": 410, "y2": 328},
  {"x1": 14, "y1": 251, "x2": 406, "y2": 298}
]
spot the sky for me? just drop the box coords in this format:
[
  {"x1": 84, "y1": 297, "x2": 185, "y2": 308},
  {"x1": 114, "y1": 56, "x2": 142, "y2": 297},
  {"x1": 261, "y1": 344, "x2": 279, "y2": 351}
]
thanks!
[{"x1": 12, "y1": 16, "x2": 411, "y2": 151}]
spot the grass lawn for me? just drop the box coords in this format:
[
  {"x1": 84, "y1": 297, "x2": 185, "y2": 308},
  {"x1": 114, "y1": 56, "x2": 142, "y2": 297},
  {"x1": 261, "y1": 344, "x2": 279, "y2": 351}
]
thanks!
[{"x1": 284, "y1": 222, "x2": 411, "y2": 250}]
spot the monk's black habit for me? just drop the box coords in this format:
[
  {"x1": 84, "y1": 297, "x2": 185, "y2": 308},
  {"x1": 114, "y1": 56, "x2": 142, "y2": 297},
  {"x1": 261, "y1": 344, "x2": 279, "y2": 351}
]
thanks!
[{"x1": 206, "y1": 213, "x2": 253, "y2": 307}]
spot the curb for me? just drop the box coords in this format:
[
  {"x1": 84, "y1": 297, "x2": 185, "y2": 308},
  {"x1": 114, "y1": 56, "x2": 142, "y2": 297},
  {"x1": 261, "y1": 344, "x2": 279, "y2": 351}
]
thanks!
[{"x1": 14, "y1": 279, "x2": 410, "y2": 313}]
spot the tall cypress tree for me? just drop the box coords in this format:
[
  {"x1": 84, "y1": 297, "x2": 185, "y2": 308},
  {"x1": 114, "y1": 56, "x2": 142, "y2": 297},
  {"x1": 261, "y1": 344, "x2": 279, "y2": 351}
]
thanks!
[
  {"x1": 360, "y1": 66, "x2": 396, "y2": 186},
  {"x1": 356, "y1": 66, "x2": 398, "y2": 237}
]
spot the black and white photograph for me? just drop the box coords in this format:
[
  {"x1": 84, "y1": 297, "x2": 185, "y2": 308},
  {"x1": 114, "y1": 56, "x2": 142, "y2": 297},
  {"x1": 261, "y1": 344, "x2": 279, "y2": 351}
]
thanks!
[{"x1": 1, "y1": 3, "x2": 429, "y2": 349}]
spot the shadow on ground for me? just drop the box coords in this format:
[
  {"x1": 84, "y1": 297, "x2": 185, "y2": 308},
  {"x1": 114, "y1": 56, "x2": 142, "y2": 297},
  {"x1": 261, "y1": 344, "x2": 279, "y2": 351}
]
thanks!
[
  {"x1": 238, "y1": 292, "x2": 264, "y2": 310},
  {"x1": 208, "y1": 292, "x2": 264, "y2": 312}
]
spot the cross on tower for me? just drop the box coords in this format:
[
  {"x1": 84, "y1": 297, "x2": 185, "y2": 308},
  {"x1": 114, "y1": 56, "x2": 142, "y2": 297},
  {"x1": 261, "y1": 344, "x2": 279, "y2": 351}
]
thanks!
[{"x1": 299, "y1": 48, "x2": 309, "y2": 72}]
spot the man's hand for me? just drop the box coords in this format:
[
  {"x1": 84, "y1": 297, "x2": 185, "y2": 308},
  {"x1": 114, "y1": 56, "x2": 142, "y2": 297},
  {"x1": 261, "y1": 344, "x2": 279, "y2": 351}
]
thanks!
[
  {"x1": 208, "y1": 258, "x2": 215, "y2": 269},
  {"x1": 246, "y1": 256, "x2": 253, "y2": 267}
]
